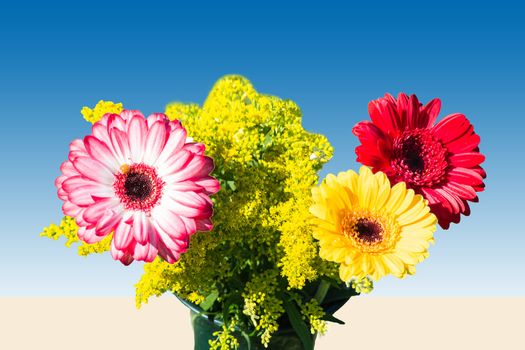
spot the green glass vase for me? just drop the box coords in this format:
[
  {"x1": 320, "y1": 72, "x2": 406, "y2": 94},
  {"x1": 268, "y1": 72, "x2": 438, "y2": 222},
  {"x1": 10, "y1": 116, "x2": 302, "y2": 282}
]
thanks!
[{"x1": 190, "y1": 310, "x2": 315, "y2": 350}]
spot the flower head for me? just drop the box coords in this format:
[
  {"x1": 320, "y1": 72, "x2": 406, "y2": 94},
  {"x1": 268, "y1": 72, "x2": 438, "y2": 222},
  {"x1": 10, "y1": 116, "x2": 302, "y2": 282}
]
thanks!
[
  {"x1": 310, "y1": 166, "x2": 436, "y2": 281},
  {"x1": 353, "y1": 93, "x2": 486, "y2": 229},
  {"x1": 56, "y1": 110, "x2": 219, "y2": 265}
]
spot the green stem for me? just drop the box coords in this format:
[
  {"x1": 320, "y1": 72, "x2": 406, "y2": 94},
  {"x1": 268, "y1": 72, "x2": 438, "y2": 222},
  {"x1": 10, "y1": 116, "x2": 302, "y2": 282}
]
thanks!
[{"x1": 313, "y1": 279, "x2": 330, "y2": 304}]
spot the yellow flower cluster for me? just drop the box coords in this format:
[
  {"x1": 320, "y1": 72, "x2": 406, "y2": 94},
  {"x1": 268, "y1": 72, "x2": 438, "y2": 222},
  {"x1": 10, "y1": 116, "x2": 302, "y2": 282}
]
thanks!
[
  {"x1": 209, "y1": 321, "x2": 240, "y2": 350},
  {"x1": 80, "y1": 100, "x2": 123, "y2": 123},
  {"x1": 298, "y1": 298, "x2": 328, "y2": 335},
  {"x1": 40, "y1": 216, "x2": 78, "y2": 247},
  {"x1": 351, "y1": 277, "x2": 374, "y2": 294},
  {"x1": 41, "y1": 216, "x2": 111, "y2": 256},
  {"x1": 136, "y1": 75, "x2": 334, "y2": 346},
  {"x1": 78, "y1": 234, "x2": 113, "y2": 257},
  {"x1": 242, "y1": 271, "x2": 284, "y2": 347}
]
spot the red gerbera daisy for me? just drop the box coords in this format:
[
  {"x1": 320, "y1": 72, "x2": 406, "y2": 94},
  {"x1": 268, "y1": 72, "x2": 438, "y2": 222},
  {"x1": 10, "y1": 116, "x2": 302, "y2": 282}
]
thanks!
[{"x1": 352, "y1": 93, "x2": 486, "y2": 229}]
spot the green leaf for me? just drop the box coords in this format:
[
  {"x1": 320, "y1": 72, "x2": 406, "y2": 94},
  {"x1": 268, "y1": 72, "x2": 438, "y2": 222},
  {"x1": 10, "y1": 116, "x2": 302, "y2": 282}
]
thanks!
[
  {"x1": 226, "y1": 180, "x2": 237, "y2": 191},
  {"x1": 262, "y1": 133, "x2": 273, "y2": 149},
  {"x1": 200, "y1": 290, "x2": 219, "y2": 311},
  {"x1": 322, "y1": 284, "x2": 358, "y2": 305},
  {"x1": 322, "y1": 313, "x2": 345, "y2": 325},
  {"x1": 283, "y1": 298, "x2": 314, "y2": 350},
  {"x1": 320, "y1": 283, "x2": 358, "y2": 316},
  {"x1": 313, "y1": 279, "x2": 331, "y2": 304}
]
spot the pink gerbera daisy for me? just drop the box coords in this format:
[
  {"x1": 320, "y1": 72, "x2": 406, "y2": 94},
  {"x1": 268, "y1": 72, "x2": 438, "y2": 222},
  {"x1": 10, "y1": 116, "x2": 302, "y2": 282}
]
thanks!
[
  {"x1": 352, "y1": 93, "x2": 486, "y2": 229},
  {"x1": 56, "y1": 110, "x2": 220, "y2": 265}
]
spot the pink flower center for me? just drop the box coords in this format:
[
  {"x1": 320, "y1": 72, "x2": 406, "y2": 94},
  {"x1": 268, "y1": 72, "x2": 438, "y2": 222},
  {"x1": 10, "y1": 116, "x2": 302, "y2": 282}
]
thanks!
[
  {"x1": 114, "y1": 163, "x2": 165, "y2": 212},
  {"x1": 391, "y1": 129, "x2": 448, "y2": 187}
]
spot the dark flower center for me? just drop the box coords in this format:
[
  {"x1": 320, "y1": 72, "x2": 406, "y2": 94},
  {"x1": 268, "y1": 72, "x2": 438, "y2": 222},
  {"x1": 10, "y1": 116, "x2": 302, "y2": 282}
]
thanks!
[
  {"x1": 391, "y1": 129, "x2": 448, "y2": 187},
  {"x1": 355, "y1": 218, "x2": 383, "y2": 244},
  {"x1": 341, "y1": 211, "x2": 400, "y2": 253},
  {"x1": 124, "y1": 172, "x2": 153, "y2": 201},
  {"x1": 114, "y1": 163, "x2": 165, "y2": 212},
  {"x1": 399, "y1": 137, "x2": 425, "y2": 172}
]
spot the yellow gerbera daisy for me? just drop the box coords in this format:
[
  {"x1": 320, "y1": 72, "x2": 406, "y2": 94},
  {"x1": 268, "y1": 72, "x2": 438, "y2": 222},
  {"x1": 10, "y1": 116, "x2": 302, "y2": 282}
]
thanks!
[{"x1": 310, "y1": 166, "x2": 437, "y2": 282}]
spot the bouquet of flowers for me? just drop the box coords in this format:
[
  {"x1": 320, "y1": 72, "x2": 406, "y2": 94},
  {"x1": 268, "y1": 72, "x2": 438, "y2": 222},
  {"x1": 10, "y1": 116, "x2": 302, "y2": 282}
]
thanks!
[{"x1": 42, "y1": 76, "x2": 485, "y2": 350}]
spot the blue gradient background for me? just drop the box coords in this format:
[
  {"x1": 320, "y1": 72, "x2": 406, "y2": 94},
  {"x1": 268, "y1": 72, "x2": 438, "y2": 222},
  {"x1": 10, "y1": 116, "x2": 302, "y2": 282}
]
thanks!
[{"x1": 0, "y1": 2, "x2": 523, "y2": 296}]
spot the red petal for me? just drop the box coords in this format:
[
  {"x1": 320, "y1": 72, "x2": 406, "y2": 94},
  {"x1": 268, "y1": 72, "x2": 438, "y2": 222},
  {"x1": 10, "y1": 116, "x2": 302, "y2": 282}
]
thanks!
[
  {"x1": 406, "y1": 94, "x2": 420, "y2": 129},
  {"x1": 445, "y1": 133, "x2": 481, "y2": 153},
  {"x1": 449, "y1": 153, "x2": 485, "y2": 168},
  {"x1": 447, "y1": 167, "x2": 484, "y2": 186},
  {"x1": 369, "y1": 98, "x2": 400, "y2": 133},
  {"x1": 432, "y1": 113, "x2": 473, "y2": 144},
  {"x1": 443, "y1": 182, "x2": 477, "y2": 200},
  {"x1": 420, "y1": 98, "x2": 441, "y2": 128}
]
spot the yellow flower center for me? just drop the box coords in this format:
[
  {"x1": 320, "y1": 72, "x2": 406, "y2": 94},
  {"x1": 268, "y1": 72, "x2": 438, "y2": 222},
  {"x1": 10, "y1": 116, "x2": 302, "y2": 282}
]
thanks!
[{"x1": 341, "y1": 210, "x2": 400, "y2": 253}]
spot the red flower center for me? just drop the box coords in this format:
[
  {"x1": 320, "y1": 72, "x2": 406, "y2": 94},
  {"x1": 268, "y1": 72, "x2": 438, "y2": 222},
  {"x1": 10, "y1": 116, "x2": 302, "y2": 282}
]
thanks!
[
  {"x1": 391, "y1": 129, "x2": 448, "y2": 188},
  {"x1": 114, "y1": 163, "x2": 165, "y2": 212}
]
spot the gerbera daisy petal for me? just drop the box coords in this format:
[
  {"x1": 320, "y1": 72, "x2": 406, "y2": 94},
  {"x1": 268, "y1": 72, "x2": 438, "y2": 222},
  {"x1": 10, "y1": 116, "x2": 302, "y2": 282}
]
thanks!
[
  {"x1": 146, "y1": 112, "x2": 169, "y2": 128},
  {"x1": 153, "y1": 220, "x2": 188, "y2": 253},
  {"x1": 165, "y1": 196, "x2": 209, "y2": 218},
  {"x1": 82, "y1": 197, "x2": 120, "y2": 224},
  {"x1": 110, "y1": 238, "x2": 135, "y2": 265},
  {"x1": 449, "y1": 153, "x2": 485, "y2": 168},
  {"x1": 447, "y1": 167, "x2": 484, "y2": 186},
  {"x1": 445, "y1": 133, "x2": 480, "y2": 153},
  {"x1": 84, "y1": 135, "x2": 120, "y2": 172},
  {"x1": 127, "y1": 115, "x2": 148, "y2": 163},
  {"x1": 143, "y1": 121, "x2": 169, "y2": 164},
  {"x1": 405, "y1": 94, "x2": 420, "y2": 129},
  {"x1": 182, "y1": 142, "x2": 205, "y2": 155},
  {"x1": 68, "y1": 139, "x2": 88, "y2": 161},
  {"x1": 420, "y1": 98, "x2": 441, "y2": 128},
  {"x1": 311, "y1": 167, "x2": 436, "y2": 282},
  {"x1": 78, "y1": 226, "x2": 105, "y2": 244},
  {"x1": 432, "y1": 113, "x2": 472, "y2": 144},
  {"x1": 95, "y1": 209, "x2": 122, "y2": 237},
  {"x1": 443, "y1": 182, "x2": 477, "y2": 201},
  {"x1": 60, "y1": 161, "x2": 78, "y2": 177},
  {"x1": 113, "y1": 221, "x2": 134, "y2": 250},
  {"x1": 120, "y1": 109, "x2": 144, "y2": 121},
  {"x1": 157, "y1": 150, "x2": 193, "y2": 177},
  {"x1": 179, "y1": 216, "x2": 197, "y2": 235},
  {"x1": 133, "y1": 242, "x2": 158, "y2": 262},
  {"x1": 192, "y1": 176, "x2": 221, "y2": 194},
  {"x1": 132, "y1": 212, "x2": 149, "y2": 245},
  {"x1": 156, "y1": 240, "x2": 180, "y2": 264},
  {"x1": 152, "y1": 206, "x2": 187, "y2": 240},
  {"x1": 368, "y1": 97, "x2": 399, "y2": 132},
  {"x1": 109, "y1": 128, "x2": 131, "y2": 164},
  {"x1": 155, "y1": 127, "x2": 187, "y2": 167},
  {"x1": 354, "y1": 93, "x2": 485, "y2": 228},
  {"x1": 62, "y1": 201, "x2": 82, "y2": 218},
  {"x1": 195, "y1": 218, "x2": 213, "y2": 232},
  {"x1": 92, "y1": 122, "x2": 112, "y2": 147},
  {"x1": 165, "y1": 155, "x2": 214, "y2": 183},
  {"x1": 107, "y1": 114, "x2": 127, "y2": 132},
  {"x1": 68, "y1": 184, "x2": 110, "y2": 206},
  {"x1": 73, "y1": 156, "x2": 114, "y2": 185}
]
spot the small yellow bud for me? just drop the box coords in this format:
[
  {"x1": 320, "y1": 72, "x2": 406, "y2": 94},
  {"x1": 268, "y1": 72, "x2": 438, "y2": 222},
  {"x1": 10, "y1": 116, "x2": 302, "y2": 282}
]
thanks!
[{"x1": 120, "y1": 164, "x2": 130, "y2": 174}]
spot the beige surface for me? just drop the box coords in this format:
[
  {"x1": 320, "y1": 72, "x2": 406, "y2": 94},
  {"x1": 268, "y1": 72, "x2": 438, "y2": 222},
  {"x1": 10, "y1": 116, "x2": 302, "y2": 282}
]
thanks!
[{"x1": 0, "y1": 297, "x2": 522, "y2": 350}]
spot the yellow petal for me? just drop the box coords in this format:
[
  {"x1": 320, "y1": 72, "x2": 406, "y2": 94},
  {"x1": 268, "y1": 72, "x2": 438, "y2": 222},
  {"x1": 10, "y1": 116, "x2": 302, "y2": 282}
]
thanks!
[
  {"x1": 394, "y1": 188, "x2": 415, "y2": 216},
  {"x1": 358, "y1": 166, "x2": 375, "y2": 209},
  {"x1": 385, "y1": 181, "x2": 407, "y2": 213},
  {"x1": 373, "y1": 171, "x2": 391, "y2": 211},
  {"x1": 310, "y1": 204, "x2": 330, "y2": 221}
]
